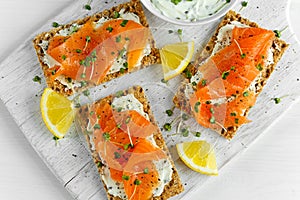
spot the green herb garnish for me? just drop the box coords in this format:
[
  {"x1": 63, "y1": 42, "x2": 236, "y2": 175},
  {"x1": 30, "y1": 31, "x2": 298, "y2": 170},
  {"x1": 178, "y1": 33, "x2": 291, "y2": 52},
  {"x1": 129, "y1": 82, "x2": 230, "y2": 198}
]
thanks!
[
  {"x1": 241, "y1": 53, "x2": 246, "y2": 59},
  {"x1": 171, "y1": 0, "x2": 182, "y2": 6},
  {"x1": 113, "y1": 11, "x2": 120, "y2": 19},
  {"x1": 194, "y1": 101, "x2": 201, "y2": 113},
  {"x1": 163, "y1": 123, "x2": 172, "y2": 131},
  {"x1": 52, "y1": 22, "x2": 60, "y2": 28},
  {"x1": 33, "y1": 76, "x2": 41, "y2": 84},
  {"x1": 62, "y1": 55, "x2": 67, "y2": 60},
  {"x1": 235, "y1": 118, "x2": 239, "y2": 124},
  {"x1": 120, "y1": 20, "x2": 128, "y2": 27},
  {"x1": 166, "y1": 109, "x2": 173, "y2": 116},
  {"x1": 274, "y1": 97, "x2": 281, "y2": 104},
  {"x1": 182, "y1": 113, "x2": 189, "y2": 121},
  {"x1": 114, "y1": 152, "x2": 121, "y2": 159},
  {"x1": 143, "y1": 167, "x2": 149, "y2": 174},
  {"x1": 243, "y1": 91, "x2": 249, "y2": 97},
  {"x1": 122, "y1": 175, "x2": 130, "y2": 181},
  {"x1": 210, "y1": 116, "x2": 216, "y2": 124},
  {"x1": 103, "y1": 132, "x2": 110, "y2": 141},
  {"x1": 256, "y1": 63, "x2": 263, "y2": 71},
  {"x1": 222, "y1": 71, "x2": 230, "y2": 80},
  {"x1": 195, "y1": 132, "x2": 201, "y2": 137},
  {"x1": 106, "y1": 26, "x2": 113, "y2": 33},
  {"x1": 76, "y1": 49, "x2": 82, "y2": 53},
  {"x1": 181, "y1": 128, "x2": 189, "y2": 137},
  {"x1": 83, "y1": 90, "x2": 90, "y2": 96},
  {"x1": 94, "y1": 124, "x2": 101, "y2": 129},
  {"x1": 134, "y1": 179, "x2": 142, "y2": 185},
  {"x1": 201, "y1": 79, "x2": 207, "y2": 86}
]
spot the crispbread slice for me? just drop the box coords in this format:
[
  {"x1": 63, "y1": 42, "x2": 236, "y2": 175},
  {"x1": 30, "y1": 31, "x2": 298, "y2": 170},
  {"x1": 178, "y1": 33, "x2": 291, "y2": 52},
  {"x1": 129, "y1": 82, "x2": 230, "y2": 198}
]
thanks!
[
  {"x1": 173, "y1": 10, "x2": 289, "y2": 139},
  {"x1": 77, "y1": 86, "x2": 184, "y2": 200},
  {"x1": 33, "y1": 0, "x2": 160, "y2": 96}
]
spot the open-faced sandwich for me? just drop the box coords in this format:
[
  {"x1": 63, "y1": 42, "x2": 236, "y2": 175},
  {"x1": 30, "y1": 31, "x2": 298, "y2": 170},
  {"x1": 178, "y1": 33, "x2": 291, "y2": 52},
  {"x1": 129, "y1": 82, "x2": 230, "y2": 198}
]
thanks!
[
  {"x1": 76, "y1": 86, "x2": 184, "y2": 200},
  {"x1": 33, "y1": 0, "x2": 159, "y2": 96},
  {"x1": 174, "y1": 10, "x2": 289, "y2": 139}
]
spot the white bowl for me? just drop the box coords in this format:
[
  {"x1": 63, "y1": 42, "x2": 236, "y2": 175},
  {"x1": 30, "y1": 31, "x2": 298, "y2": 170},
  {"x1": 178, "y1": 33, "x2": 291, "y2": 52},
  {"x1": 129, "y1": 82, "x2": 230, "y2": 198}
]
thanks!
[{"x1": 141, "y1": 0, "x2": 238, "y2": 26}]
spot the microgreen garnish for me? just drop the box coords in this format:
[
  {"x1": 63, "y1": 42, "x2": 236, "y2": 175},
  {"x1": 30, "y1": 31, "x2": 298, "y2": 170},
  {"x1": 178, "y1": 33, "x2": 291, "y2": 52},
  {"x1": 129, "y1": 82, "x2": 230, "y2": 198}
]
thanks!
[
  {"x1": 235, "y1": 118, "x2": 239, "y2": 124},
  {"x1": 81, "y1": 73, "x2": 86, "y2": 78},
  {"x1": 134, "y1": 179, "x2": 142, "y2": 185},
  {"x1": 52, "y1": 22, "x2": 60, "y2": 28},
  {"x1": 222, "y1": 71, "x2": 230, "y2": 80},
  {"x1": 256, "y1": 63, "x2": 263, "y2": 71},
  {"x1": 194, "y1": 101, "x2": 201, "y2": 113},
  {"x1": 163, "y1": 123, "x2": 172, "y2": 131},
  {"x1": 273, "y1": 97, "x2": 281, "y2": 104},
  {"x1": 143, "y1": 168, "x2": 149, "y2": 174},
  {"x1": 76, "y1": 49, "x2": 82, "y2": 53},
  {"x1": 33, "y1": 76, "x2": 41, "y2": 84},
  {"x1": 195, "y1": 132, "x2": 201, "y2": 137},
  {"x1": 230, "y1": 112, "x2": 237, "y2": 116},
  {"x1": 181, "y1": 128, "x2": 189, "y2": 137},
  {"x1": 120, "y1": 20, "x2": 128, "y2": 27},
  {"x1": 94, "y1": 124, "x2": 101, "y2": 129},
  {"x1": 161, "y1": 78, "x2": 168, "y2": 84},
  {"x1": 114, "y1": 152, "x2": 121, "y2": 159},
  {"x1": 166, "y1": 109, "x2": 173, "y2": 117},
  {"x1": 83, "y1": 90, "x2": 90, "y2": 96},
  {"x1": 210, "y1": 116, "x2": 216, "y2": 124},
  {"x1": 192, "y1": 81, "x2": 197, "y2": 86},
  {"x1": 106, "y1": 26, "x2": 113, "y2": 33},
  {"x1": 113, "y1": 11, "x2": 120, "y2": 19},
  {"x1": 103, "y1": 132, "x2": 110, "y2": 141},
  {"x1": 241, "y1": 53, "x2": 246, "y2": 59},
  {"x1": 201, "y1": 79, "x2": 207, "y2": 86},
  {"x1": 171, "y1": 0, "x2": 182, "y2": 5},
  {"x1": 62, "y1": 55, "x2": 67, "y2": 60},
  {"x1": 210, "y1": 107, "x2": 215, "y2": 114},
  {"x1": 84, "y1": 0, "x2": 92, "y2": 10},
  {"x1": 125, "y1": 116, "x2": 131, "y2": 124},
  {"x1": 243, "y1": 91, "x2": 249, "y2": 97},
  {"x1": 122, "y1": 175, "x2": 130, "y2": 181},
  {"x1": 182, "y1": 113, "x2": 189, "y2": 121}
]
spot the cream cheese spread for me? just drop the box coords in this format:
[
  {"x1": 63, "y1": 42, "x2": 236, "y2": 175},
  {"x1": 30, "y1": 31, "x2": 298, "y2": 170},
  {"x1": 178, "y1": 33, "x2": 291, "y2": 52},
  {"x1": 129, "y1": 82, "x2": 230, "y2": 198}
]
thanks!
[{"x1": 151, "y1": 0, "x2": 230, "y2": 22}]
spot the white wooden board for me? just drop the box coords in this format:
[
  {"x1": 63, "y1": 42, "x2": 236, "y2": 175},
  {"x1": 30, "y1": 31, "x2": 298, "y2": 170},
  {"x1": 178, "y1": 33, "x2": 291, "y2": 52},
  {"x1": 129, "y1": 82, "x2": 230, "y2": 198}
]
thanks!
[{"x1": 0, "y1": 0, "x2": 299, "y2": 199}]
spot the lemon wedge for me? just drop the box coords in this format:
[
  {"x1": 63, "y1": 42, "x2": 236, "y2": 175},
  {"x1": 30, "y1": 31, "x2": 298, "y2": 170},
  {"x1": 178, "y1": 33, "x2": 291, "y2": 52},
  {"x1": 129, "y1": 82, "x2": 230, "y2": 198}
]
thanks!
[
  {"x1": 176, "y1": 140, "x2": 218, "y2": 175},
  {"x1": 40, "y1": 88, "x2": 75, "y2": 139},
  {"x1": 160, "y1": 41, "x2": 194, "y2": 81}
]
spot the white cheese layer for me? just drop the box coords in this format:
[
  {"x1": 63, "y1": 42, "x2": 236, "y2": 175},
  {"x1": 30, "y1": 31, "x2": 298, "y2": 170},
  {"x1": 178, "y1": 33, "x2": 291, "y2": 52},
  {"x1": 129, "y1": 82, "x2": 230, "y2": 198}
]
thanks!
[
  {"x1": 102, "y1": 167, "x2": 127, "y2": 199},
  {"x1": 151, "y1": 0, "x2": 230, "y2": 22},
  {"x1": 111, "y1": 93, "x2": 149, "y2": 120}
]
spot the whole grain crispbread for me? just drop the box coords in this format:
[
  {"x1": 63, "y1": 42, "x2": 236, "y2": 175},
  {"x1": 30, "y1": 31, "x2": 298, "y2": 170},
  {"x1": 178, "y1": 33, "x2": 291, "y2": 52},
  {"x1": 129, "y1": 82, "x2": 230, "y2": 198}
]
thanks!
[
  {"x1": 77, "y1": 86, "x2": 184, "y2": 200},
  {"x1": 173, "y1": 10, "x2": 289, "y2": 139},
  {"x1": 33, "y1": 0, "x2": 160, "y2": 96}
]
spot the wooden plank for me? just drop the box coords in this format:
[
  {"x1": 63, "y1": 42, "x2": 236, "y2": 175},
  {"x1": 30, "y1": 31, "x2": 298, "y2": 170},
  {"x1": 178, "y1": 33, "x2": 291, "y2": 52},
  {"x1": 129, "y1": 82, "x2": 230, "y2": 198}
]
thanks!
[{"x1": 0, "y1": 0, "x2": 300, "y2": 199}]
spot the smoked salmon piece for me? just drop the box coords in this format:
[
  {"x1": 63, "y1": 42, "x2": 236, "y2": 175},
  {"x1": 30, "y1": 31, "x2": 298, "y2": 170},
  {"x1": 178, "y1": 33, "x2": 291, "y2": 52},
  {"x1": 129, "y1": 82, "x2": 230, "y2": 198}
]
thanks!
[
  {"x1": 87, "y1": 101, "x2": 170, "y2": 199},
  {"x1": 46, "y1": 19, "x2": 150, "y2": 84},
  {"x1": 189, "y1": 26, "x2": 275, "y2": 131}
]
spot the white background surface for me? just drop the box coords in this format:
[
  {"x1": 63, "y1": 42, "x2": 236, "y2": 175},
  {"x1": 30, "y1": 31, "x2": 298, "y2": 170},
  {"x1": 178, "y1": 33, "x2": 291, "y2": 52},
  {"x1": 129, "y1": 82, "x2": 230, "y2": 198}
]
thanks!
[{"x1": 0, "y1": 0, "x2": 300, "y2": 200}]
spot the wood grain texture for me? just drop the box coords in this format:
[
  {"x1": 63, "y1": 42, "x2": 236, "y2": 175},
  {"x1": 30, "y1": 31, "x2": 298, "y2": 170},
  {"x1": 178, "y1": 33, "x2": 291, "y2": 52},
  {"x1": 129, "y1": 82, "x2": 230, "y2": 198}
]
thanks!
[{"x1": 0, "y1": 0, "x2": 300, "y2": 200}]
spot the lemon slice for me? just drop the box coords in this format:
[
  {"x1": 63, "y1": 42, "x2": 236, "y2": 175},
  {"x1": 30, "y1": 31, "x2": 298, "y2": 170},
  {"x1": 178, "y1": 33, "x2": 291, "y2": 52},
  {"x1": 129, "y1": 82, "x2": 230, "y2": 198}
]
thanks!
[
  {"x1": 160, "y1": 41, "x2": 194, "y2": 81},
  {"x1": 40, "y1": 88, "x2": 75, "y2": 139},
  {"x1": 176, "y1": 140, "x2": 218, "y2": 175}
]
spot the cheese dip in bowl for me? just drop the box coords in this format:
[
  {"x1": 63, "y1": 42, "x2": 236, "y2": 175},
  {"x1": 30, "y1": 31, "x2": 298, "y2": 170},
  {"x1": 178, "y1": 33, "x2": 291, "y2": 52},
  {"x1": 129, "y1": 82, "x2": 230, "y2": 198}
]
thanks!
[{"x1": 141, "y1": 0, "x2": 237, "y2": 25}]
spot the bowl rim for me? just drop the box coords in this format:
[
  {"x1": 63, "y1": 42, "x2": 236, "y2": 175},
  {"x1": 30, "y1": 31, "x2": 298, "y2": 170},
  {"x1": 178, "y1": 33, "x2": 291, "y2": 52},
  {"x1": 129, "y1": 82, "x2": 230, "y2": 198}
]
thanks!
[{"x1": 140, "y1": 0, "x2": 238, "y2": 26}]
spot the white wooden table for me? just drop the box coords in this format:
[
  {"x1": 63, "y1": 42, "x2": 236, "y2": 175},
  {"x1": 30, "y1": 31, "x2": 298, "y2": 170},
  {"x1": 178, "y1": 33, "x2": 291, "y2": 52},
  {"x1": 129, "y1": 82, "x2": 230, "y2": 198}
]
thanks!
[{"x1": 0, "y1": 0, "x2": 300, "y2": 199}]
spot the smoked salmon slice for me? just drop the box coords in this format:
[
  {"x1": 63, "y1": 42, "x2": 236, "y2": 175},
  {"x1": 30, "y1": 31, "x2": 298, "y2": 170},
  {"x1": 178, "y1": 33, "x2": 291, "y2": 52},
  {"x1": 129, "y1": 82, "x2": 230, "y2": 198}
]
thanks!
[
  {"x1": 46, "y1": 19, "x2": 150, "y2": 84},
  {"x1": 189, "y1": 26, "x2": 275, "y2": 131},
  {"x1": 87, "y1": 101, "x2": 169, "y2": 199}
]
